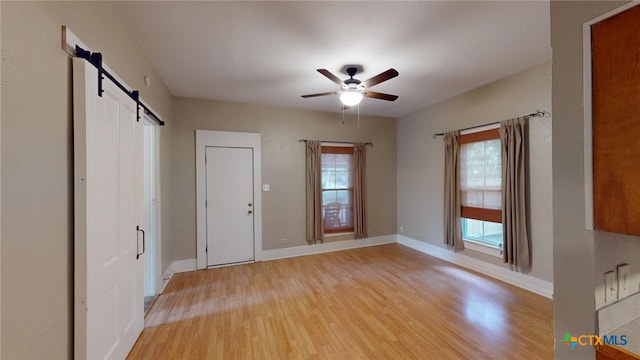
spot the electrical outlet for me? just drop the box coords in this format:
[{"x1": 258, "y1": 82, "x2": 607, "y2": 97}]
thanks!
[
  {"x1": 399, "y1": 226, "x2": 404, "y2": 233},
  {"x1": 617, "y1": 264, "x2": 631, "y2": 299},
  {"x1": 279, "y1": 238, "x2": 288, "y2": 244},
  {"x1": 605, "y1": 271, "x2": 618, "y2": 304}
]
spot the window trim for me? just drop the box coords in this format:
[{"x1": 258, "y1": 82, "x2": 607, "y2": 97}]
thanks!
[
  {"x1": 321, "y1": 144, "x2": 355, "y2": 234},
  {"x1": 463, "y1": 239, "x2": 502, "y2": 258},
  {"x1": 324, "y1": 231, "x2": 354, "y2": 238},
  {"x1": 459, "y1": 128, "x2": 500, "y2": 144},
  {"x1": 322, "y1": 145, "x2": 353, "y2": 154},
  {"x1": 461, "y1": 207, "x2": 502, "y2": 223}
]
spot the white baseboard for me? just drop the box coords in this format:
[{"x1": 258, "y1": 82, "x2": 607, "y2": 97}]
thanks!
[
  {"x1": 159, "y1": 236, "x2": 394, "y2": 292},
  {"x1": 159, "y1": 235, "x2": 553, "y2": 299},
  {"x1": 261, "y1": 235, "x2": 397, "y2": 261},
  {"x1": 160, "y1": 258, "x2": 197, "y2": 293},
  {"x1": 397, "y1": 235, "x2": 554, "y2": 299}
]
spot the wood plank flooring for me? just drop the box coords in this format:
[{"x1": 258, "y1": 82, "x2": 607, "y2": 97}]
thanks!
[{"x1": 127, "y1": 244, "x2": 553, "y2": 359}]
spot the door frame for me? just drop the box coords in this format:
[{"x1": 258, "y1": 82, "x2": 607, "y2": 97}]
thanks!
[
  {"x1": 143, "y1": 117, "x2": 162, "y2": 296},
  {"x1": 582, "y1": 1, "x2": 640, "y2": 230},
  {"x1": 195, "y1": 130, "x2": 262, "y2": 269}
]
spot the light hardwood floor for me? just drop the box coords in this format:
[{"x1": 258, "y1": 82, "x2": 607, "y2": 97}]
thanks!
[{"x1": 127, "y1": 244, "x2": 553, "y2": 359}]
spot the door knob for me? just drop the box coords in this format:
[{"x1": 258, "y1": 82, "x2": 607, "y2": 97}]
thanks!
[
  {"x1": 248, "y1": 210, "x2": 253, "y2": 214},
  {"x1": 248, "y1": 203, "x2": 253, "y2": 207}
]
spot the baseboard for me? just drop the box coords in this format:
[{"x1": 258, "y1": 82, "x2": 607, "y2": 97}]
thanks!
[
  {"x1": 159, "y1": 235, "x2": 552, "y2": 299},
  {"x1": 160, "y1": 258, "x2": 197, "y2": 293},
  {"x1": 261, "y1": 234, "x2": 397, "y2": 261},
  {"x1": 159, "y1": 237, "x2": 395, "y2": 292},
  {"x1": 397, "y1": 235, "x2": 554, "y2": 299}
]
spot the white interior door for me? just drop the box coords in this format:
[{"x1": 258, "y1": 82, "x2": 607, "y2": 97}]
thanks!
[
  {"x1": 73, "y1": 58, "x2": 144, "y2": 359},
  {"x1": 206, "y1": 146, "x2": 255, "y2": 266}
]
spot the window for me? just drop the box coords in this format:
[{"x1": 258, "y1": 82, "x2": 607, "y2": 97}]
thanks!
[
  {"x1": 459, "y1": 128, "x2": 503, "y2": 249},
  {"x1": 321, "y1": 146, "x2": 354, "y2": 233}
]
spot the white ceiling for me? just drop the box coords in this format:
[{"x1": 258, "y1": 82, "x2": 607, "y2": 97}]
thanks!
[{"x1": 113, "y1": 1, "x2": 550, "y2": 118}]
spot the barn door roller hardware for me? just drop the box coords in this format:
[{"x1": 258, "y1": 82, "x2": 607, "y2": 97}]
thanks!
[{"x1": 74, "y1": 45, "x2": 165, "y2": 126}]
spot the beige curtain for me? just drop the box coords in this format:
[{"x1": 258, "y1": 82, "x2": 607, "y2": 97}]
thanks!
[
  {"x1": 353, "y1": 143, "x2": 368, "y2": 239},
  {"x1": 305, "y1": 140, "x2": 323, "y2": 244},
  {"x1": 499, "y1": 118, "x2": 530, "y2": 267},
  {"x1": 443, "y1": 131, "x2": 463, "y2": 250}
]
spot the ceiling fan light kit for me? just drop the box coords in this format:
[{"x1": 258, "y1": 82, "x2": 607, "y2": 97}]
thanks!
[
  {"x1": 340, "y1": 90, "x2": 364, "y2": 106},
  {"x1": 302, "y1": 66, "x2": 399, "y2": 109}
]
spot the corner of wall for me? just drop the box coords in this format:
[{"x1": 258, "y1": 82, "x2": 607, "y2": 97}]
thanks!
[{"x1": 160, "y1": 259, "x2": 197, "y2": 293}]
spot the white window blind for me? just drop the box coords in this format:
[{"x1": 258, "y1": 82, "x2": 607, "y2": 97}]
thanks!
[{"x1": 459, "y1": 138, "x2": 502, "y2": 210}]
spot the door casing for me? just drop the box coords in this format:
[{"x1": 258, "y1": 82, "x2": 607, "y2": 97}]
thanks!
[{"x1": 195, "y1": 130, "x2": 262, "y2": 269}]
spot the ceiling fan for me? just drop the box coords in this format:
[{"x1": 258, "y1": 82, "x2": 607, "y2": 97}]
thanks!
[{"x1": 301, "y1": 67, "x2": 399, "y2": 107}]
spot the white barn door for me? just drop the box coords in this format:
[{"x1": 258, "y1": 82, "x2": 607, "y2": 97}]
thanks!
[{"x1": 73, "y1": 58, "x2": 144, "y2": 359}]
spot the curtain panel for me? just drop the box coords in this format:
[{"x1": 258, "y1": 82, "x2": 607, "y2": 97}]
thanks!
[
  {"x1": 443, "y1": 131, "x2": 464, "y2": 250},
  {"x1": 353, "y1": 143, "x2": 368, "y2": 239},
  {"x1": 305, "y1": 140, "x2": 323, "y2": 244},
  {"x1": 499, "y1": 118, "x2": 530, "y2": 267}
]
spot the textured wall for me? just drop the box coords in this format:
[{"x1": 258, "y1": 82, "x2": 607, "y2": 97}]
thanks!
[
  {"x1": 397, "y1": 62, "x2": 553, "y2": 282},
  {"x1": 171, "y1": 97, "x2": 397, "y2": 260},
  {"x1": 550, "y1": 2, "x2": 634, "y2": 359},
  {"x1": 1, "y1": 2, "x2": 173, "y2": 358}
]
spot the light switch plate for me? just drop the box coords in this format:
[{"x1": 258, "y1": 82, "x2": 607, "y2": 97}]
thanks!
[
  {"x1": 605, "y1": 271, "x2": 618, "y2": 304},
  {"x1": 262, "y1": 184, "x2": 270, "y2": 192},
  {"x1": 617, "y1": 264, "x2": 632, "y2": 299}
]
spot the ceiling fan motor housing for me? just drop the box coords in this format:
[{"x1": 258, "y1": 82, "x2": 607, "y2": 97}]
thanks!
[
  {"x1": 342, "y1": 82, "x2": 364, "y2": 91},
  {"x1": 344, "y1": 67, "x2": 362, "y2": 88},
  {"x1": 346, "y1": 67, "x2": 359, "y2": 77}
]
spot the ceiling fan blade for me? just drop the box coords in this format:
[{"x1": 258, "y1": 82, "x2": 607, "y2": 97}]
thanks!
[
  {"x1": 317, "y1": 69, "x2": 344, "y2": 86},
  {"x1": 301, "y1": 91, "x2": 338, "y2": 98},
  {"x1": 364, "y1": 91, "x2": 399, "y2": 101},
  {"x1": 363, "y1": 69, "x2": 399, "y2": 88}
]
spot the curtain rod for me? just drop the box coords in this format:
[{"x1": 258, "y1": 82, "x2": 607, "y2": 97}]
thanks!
[
  {"x1": 298, "y1": 139, "x2": 373, "y2": 146},
  {"x1": 432, "y1": 110, "x2": 550, "y2": 139}
]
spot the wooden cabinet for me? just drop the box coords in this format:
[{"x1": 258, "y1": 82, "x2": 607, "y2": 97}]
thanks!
[
  {"x1": 592, "y1": 5, "x2": 640, "y2": 235},
  {"x1": 596, "y1": 345, "x2": 640, "y2": 360}
]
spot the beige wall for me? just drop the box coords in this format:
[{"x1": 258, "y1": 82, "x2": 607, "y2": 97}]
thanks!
[
  {"x1": 550, "y1": 2, "x2": 636, "y2": 359},
  {"x1": 0, "y1": 2, "x2": 173, "y2": 358},
  {"x1": 10, "y1": 3, "x2": 640, "y2": 360},
  {"x1": 397, "y1": 62, "x2": 553, "y2": 282},
  {"x1": 0, "y1": 3, "x2": 3, "y2": 358},
  {"x1": 172, "y1": 97, "x2": 397, "y2": 259}
]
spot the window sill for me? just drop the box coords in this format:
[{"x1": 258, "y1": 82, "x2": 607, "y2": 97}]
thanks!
[
  {"x1": 463, "y1": 239, "x2": 502, "y2": 258},
  {"x1": 324, "y1": 232, "x2": 354, "y2": 238}
]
